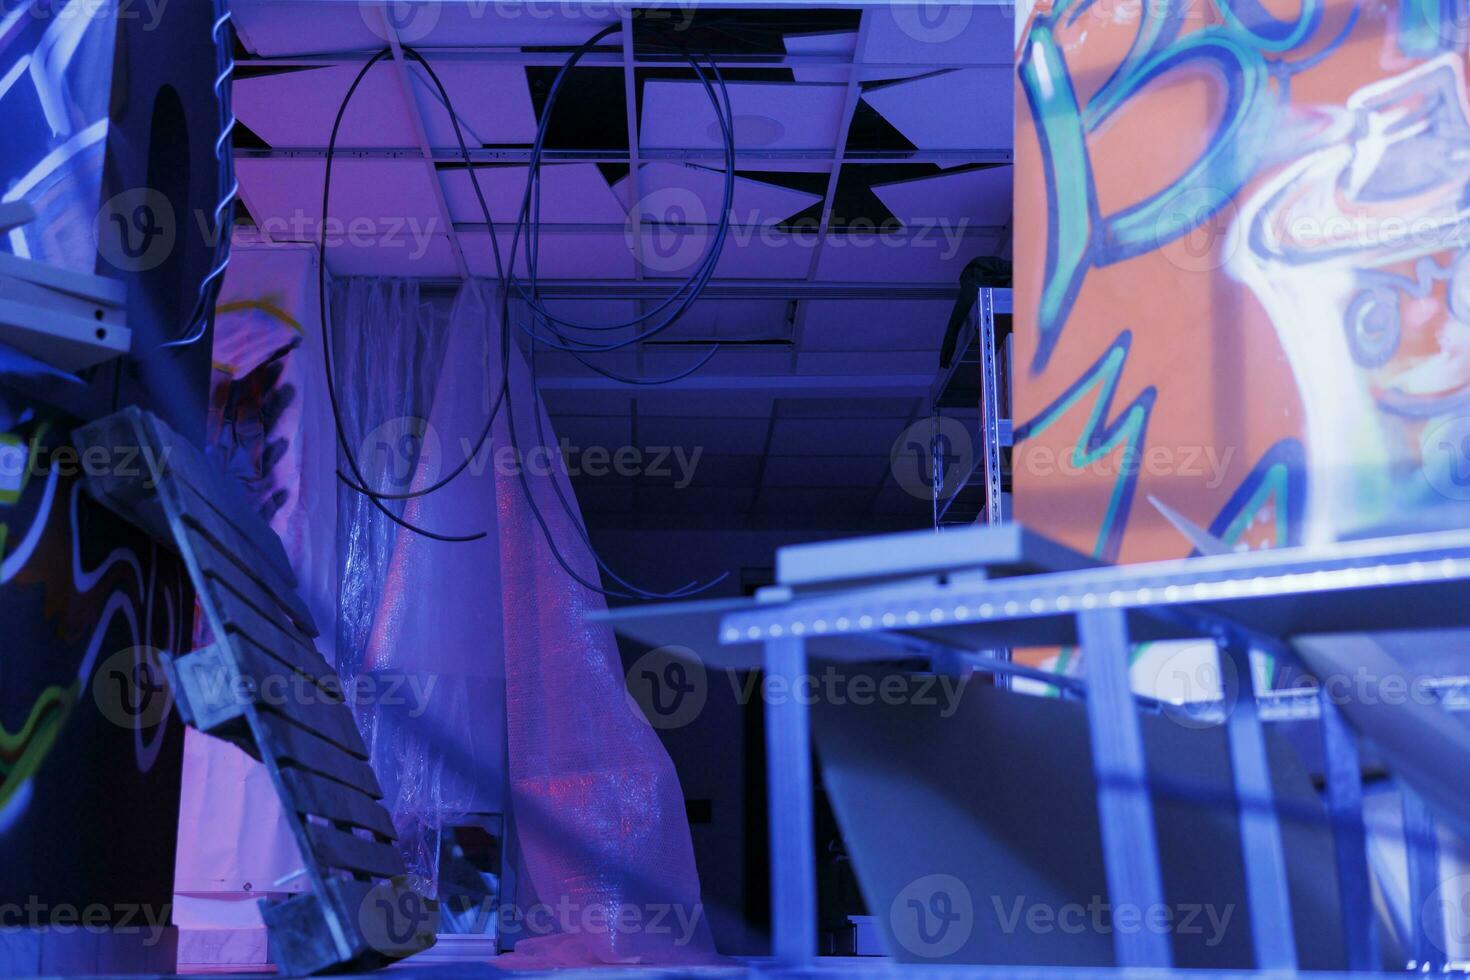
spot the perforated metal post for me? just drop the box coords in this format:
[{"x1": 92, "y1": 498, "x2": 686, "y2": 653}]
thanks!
[
  {"x1": 1218, "y1": 634, "x2": 1296, "y2": 970},
  {"x1": 977, "y1": 286, "x2": 1004, "y2": 528},
  {"x1": 765, "y1": 635, "x2": 816, "y2": 966},
  {"x1": 977, "y1": 287, "x2": 1011, "y2": 681},
  {"x1": 1077, "y1": 607, "x2": 1172, "y2": 968}
]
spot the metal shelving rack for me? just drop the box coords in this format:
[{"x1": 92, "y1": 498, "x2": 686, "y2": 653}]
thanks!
[
  {"x1": 602, "y1": 523, "x2": 1470, "y2": 974},
  {"x1": 930, "y1": 286, "x2": 1012, "y2": 528}
]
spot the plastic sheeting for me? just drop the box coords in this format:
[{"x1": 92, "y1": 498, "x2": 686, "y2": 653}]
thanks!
[
  {"x1": 335, "y1": 279, "x2": 715, "y2": 965},
  {"x1": 333, "y1": 277, "x2": 504, "y2": 887}
]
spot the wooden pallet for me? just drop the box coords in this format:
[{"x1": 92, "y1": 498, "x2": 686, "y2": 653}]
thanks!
[{"x1": 73, "y1": 407, "x2": 437, "y2": 976}]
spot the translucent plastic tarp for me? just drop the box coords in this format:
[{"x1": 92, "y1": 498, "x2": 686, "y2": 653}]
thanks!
[{"x1": 335, "y1": 279, "x2": 715, "y2": 965}]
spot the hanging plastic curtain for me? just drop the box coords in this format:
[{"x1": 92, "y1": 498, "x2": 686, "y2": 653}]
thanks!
[
  {"x1": 333, "y1": 277, "x2": 505, "y2": 890},
  {"x1": 335, "y1": 278, "x2": 714, "y2": 965},
  {"x1": 480, "y1": 280, "x2": 717, "y2": 966}
]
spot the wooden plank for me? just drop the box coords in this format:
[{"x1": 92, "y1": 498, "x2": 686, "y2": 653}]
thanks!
[
  {"x1": 256, "y1": 711, "x2": 383, "y2": 800},
  {"x1": 205, "y1": 578, "x2": 336, "y2": 691},
  {"x1": 173, "y1": 480, "x2": 304, "y2": 619},
  {"x1": 255, "y1": 676, "x2": 367, "y2": 761},
  {"x1": 138, "y1": 412, "x2": 298, "y2": 580},
  {"x1": 181, "y1": 511, "x2": 318, "y2": 638},
  {"x1": 279, "y1": 769, "x2": 396, "y2": 839},
  {"x1": 305, "y1": 823, "x2": 404, "y2": 879},
  {"x1": 221, "y1": 620, "x2": 338, "y2": 700}
]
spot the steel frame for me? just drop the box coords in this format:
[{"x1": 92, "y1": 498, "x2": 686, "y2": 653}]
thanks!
[
  {"x1": 720, "y1": 526, "x2": 1470, "y2": 971},
  {"x1": 931, "y1": 286, "x2": 1012, "y2": 527}
]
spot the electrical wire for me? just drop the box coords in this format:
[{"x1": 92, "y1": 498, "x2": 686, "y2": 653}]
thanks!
[
  {"x1": 331, "y1": 47, "x2": 508, "y2": 504},
  {"x1": 484, "y1": 26, "x2": 736, "y2": 598},
  {"x1": 320, "y1": 22, "x2": 738, "y2": 595},
  {"x1": 159, "y1": 0, "x2": 238, "y2": 351},
  {"x1": 317, "y1": 49, "x2": 487, "y2": 542}
]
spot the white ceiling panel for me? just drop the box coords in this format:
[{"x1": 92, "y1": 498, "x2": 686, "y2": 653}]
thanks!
[
  {"x1": 236, "y1": 64, "x2": 420, "y2": 148},
  {"x1": 409, "y1": 62, "x2": 539, "y2": 146},
  {"x1": 616, "y1": 163, "x2": 823, "y2": 229},
  {"x1": 640, "y1": 80, "x2": 848, "y2": 151},
  {"x1": 861, "y1": 68, "x2": 1013, "y2": 149},
  {"x1": 643, "y1": 347, "x2": 792, "y2": 378},
  {"x1": 814, "y1": 232, "x2": 981, "y2": 282},
  {"x1": 752, "y1": 487, "x2": 874, "y2": 516},
  {"x1": 636, "y1": 393, "x2": 775, "y2": 418},
  {"x1": 233, "y1": 2, "x2": 396, "y2": 57},
  {"x1": 416, "y1": 3, "x2": 620, "y2": 47},
  {"x1": 860, "y1": 5, "x2": 1015, "y2": 67},
  {"x1": 872, "y1": 165, "x2": 1012, "y2": 227},
  {"x1": 543, "y1": 390, "x2": 635, "y2": 416},
  {"x1": 459, "y1": 230, "x2": 638, "y2": 280},
  {"x1": 796, "y1": 350, "x2": 936, "y2": 376},
  {"x1": 322, "y1": 235, "x2": 458, "y2": 277},
  {"x1": 800, "y1": 299, "x2": 952, "y2": 351},
  {"x1": 764, "y1": 455, "x2": 887, "y2": 487},
  {"x1": 651, "y1": 299, "x2": 794, "y2": 342},
  {"x1": 639, "y1": 417, "x2": 770, "y2": 455},
  {"x1": 443, "y1": 164, "x2": 627, "y2": 224},
  {"x1": 238, "y1": 158, "x2": 441, "y2": 238},
  {"x1": 544, "y1": 414, "x2": 633, "y2": 450},
  {"x1": 769, "y1": 417, "x2": 906, "y2": 456},
  {"x1": 629, "y1": 227, "x2": 809, "y2": 280},
  {"x1": 639, "y1": 488, "x2": 758, "y2": 516},
  {"x1": 784, "y1": 31, "x2": 858, "y2": 83},
  {"x1": 238, "y1": 1, "x2": 622, "y2": 54}
]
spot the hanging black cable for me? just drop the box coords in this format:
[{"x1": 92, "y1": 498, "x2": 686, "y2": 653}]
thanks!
[{"x1": 318, "y1": 26, "x2": 737, "y2": 597}]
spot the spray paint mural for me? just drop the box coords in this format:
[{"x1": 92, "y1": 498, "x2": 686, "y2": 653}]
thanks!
[
  {"x1": 1015, "y1": 0, "x2": 1470, "y2": 570},
  {"x1": 0, "y1": 407, "x2": 187, "y2": 907},
  {"x1": 1013, "y1": 0, "x2": 1470, "y2": 685}
]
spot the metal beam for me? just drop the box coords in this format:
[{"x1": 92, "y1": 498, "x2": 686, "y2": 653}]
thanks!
[
  {"x1": 428, "y1": 278, "x2": 962, "y2": 298},
  {"x1": 764, "y1": 635, "x2": 816, "y2": 966},
  {"x1": 1076, "y1": 607, "x2": 1173, "y2": 969},
  {"x1": 535, "y1": 372, "x2": 933, "y2": 394},
  {"x1": 804, "y1": 11, "x2": 872, "y2": 282},
  {"x1": 1218, "y1": 632, "x2": 1297, "y2": 971},
  {"x1": 239, "y1": 51, "x2": 1012, "y2": 71},
  {"x1": 619, "y1": 11, "x2": 645, "y2": 282},
  {"x1": 379, "y1": 14, "x2": 471, "y2": 279},
  {"x1": 449, "y1": 220, "x2": 1006, "y2": 236},
  {"x1": 251, "y1": 0, "x2": 1013, "y2": 8},
  {"x1": 236, "y1": 147, "x2": 1014, "y2": 164}
]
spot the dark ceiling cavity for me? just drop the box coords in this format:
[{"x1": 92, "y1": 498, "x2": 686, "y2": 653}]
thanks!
[
  {"x1": 524, "y1": 66, "x2": 630, "y2": 151},
  {"x1": 631, "y1": 8, "x2": 861, "y2": 57}
]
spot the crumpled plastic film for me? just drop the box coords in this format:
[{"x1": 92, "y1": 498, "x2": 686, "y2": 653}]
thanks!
[
  {"x1": 478, "y1": 280, "x2": 718, "y2": 966},
  {"x1": 334, "y1": 278, "x2": 715, "y2": 963},
  {"x1": 333, "y1": 276, "x2": 503, "y2": 889}
]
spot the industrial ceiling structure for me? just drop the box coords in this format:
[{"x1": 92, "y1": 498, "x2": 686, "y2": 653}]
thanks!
[{"x1": 229, "y1": 0, "x2": 1014, "y2": 529}]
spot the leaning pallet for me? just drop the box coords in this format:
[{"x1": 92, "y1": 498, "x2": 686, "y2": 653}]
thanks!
[{"x1": 74, "y1": 407, "x2": 437, "y2": 976}]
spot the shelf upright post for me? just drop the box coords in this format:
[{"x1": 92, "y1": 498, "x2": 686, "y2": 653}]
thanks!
[
  {"x1": 765, "y1": 635, "x2": 817, "y2": 966},
  {"x1": 978, "y1": 287, "x2": 1012, "y2": 679},
  {"x1": 1076, "y1": 606, "x2": 1173, "y2": 968},
  {"x1": 1318, "y1": 695, "x2": 1380, "y2": 970},
  {"x1": 1218, "y1": 633, "x2": 1297, "y2": 969},
  {"x1": 1402, "y1": 786, "x2": 1446, "y2": 969},
  {"x1": 978, "y1": 286, "x2": 1004, "y2": 528}
]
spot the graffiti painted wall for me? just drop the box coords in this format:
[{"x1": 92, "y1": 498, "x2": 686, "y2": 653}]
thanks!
[
  {"x1": 1015, "y1": 0, "x2": 1470, "y2": 579},
  {"x1": 0, "y1": 407, "x2": 186, "y2": 912}
]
